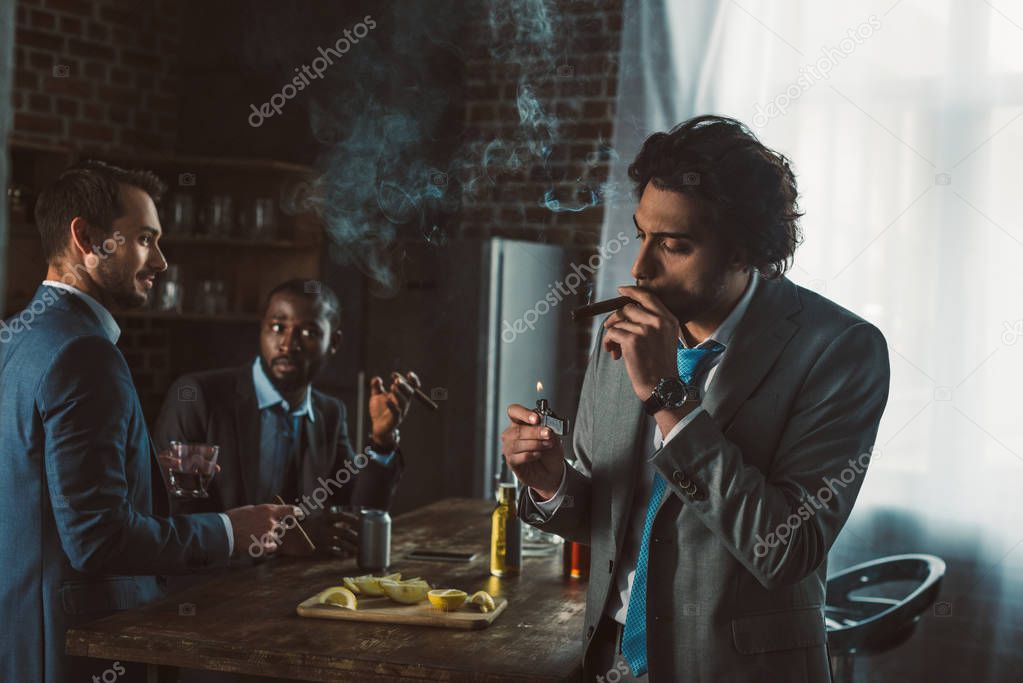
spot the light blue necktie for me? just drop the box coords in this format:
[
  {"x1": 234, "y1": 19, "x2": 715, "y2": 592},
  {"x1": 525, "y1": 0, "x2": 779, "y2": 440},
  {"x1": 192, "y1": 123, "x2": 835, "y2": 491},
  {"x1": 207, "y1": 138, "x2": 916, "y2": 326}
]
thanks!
[{"x1": 620, "y1": 341, "x2": 724, "y2": 676}]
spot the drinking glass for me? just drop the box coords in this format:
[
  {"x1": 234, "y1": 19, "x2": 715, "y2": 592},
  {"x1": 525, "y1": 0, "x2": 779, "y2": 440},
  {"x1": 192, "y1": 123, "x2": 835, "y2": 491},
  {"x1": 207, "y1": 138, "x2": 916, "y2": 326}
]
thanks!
[{"x1": 160, "y1": 441, "x2": 220, "y2": 499}]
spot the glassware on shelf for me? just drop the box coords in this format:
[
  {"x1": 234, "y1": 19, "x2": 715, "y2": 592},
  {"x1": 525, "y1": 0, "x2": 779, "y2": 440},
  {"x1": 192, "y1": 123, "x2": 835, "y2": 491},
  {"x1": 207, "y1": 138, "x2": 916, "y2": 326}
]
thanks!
[
  {"x1": 196, "y1": 279, "x2": 229, "y2": 316},
  {"x1": 202, "y1": 195, "x2": 234, "y2": 238},
  {"x1": 153, "y1": 265, "x2": 184, "y2": 313},
  {"x1": 165, "y1": 193, "x2": 196, "y2": 236},
  {"x1": 241, "y1": 197, "x2": 277, "y2": 242}
]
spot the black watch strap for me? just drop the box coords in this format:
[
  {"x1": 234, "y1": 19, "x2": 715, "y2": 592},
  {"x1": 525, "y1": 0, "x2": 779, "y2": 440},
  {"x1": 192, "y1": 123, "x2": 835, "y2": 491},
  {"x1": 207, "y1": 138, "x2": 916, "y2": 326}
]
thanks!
[{"x1": 643, "y1": 391, "x2": 666, "y2": 416}]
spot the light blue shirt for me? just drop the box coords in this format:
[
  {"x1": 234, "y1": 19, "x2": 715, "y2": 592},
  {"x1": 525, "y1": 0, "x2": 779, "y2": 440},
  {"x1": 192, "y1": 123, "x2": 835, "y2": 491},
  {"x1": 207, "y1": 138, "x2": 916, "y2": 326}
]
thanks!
[
  {"x1": 533, "y1": 269, "x2": 760, "y2": 623},
  {"x1": 251, "y1": 358, "x2": 395, "y2": 490},
  {"x1": 42, "y1": 280, "x2": 235, "y2": 555},
  {"x1": 252, "y1": 356, "x2": 316, "y2": 422}
]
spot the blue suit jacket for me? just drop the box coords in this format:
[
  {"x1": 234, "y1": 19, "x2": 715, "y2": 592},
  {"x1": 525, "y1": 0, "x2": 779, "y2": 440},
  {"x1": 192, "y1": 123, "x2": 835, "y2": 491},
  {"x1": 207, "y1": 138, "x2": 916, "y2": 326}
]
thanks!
[{"x1": 0, "y1": 285, "x2": 231, "y2": 683}]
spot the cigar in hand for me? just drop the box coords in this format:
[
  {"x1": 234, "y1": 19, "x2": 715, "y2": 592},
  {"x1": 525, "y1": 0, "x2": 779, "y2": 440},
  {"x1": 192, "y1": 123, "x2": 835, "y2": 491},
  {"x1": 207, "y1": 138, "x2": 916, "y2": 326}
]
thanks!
[
  {"x1": 391, "y1": 372, "x2": 439, "y2": 411},
  {"x1": 570, "y1": 295, "x2": 634, "y2": 322}
]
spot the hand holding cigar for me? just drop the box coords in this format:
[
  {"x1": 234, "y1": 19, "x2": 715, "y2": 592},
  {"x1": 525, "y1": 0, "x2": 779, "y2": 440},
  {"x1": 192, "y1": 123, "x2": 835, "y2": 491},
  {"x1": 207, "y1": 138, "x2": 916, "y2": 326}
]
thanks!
[{"x1": 367, "y1": 370, "x2": 433, "y2": 450}]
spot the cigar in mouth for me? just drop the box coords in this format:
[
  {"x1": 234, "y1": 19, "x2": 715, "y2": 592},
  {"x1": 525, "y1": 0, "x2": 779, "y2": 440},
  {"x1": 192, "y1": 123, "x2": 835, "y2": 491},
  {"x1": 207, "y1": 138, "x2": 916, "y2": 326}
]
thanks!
[
  {"x1": 391, "y1": 372, "x2": 439, "y2": 411},
  {"x1": 570, "y1": 295, "x2": 634, "y2": 322}
]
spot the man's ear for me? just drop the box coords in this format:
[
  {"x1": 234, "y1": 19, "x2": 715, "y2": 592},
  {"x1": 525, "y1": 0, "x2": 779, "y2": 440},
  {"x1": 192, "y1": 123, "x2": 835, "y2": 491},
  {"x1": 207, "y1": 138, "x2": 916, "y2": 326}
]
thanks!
[
  {"x1": 69, "y1": 216, "x2": 96, "y2": 259},
  {"x1": 329, "y1": 328, "x2": 343, "y2": 354}
]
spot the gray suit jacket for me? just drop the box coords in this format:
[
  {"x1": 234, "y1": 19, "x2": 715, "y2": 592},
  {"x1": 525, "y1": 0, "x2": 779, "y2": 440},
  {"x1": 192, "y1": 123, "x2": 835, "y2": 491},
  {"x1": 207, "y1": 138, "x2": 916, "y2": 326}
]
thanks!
[{"x1": 519, "y1": 275, "x2": 890, "y2": 683}]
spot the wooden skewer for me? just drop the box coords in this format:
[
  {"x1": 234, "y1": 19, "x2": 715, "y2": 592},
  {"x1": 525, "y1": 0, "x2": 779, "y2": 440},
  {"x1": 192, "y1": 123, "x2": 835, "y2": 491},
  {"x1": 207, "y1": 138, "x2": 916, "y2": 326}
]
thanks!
[{"x1": 274, "y1": 495, "x2": 316, "y2": 551}]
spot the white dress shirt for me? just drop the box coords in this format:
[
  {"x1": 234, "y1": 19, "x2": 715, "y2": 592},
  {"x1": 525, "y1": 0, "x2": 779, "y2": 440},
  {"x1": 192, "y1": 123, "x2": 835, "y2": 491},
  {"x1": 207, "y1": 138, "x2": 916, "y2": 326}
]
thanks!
[
  {"x1": 42, "y1": 280, "x2": 235, "y2": 555},
  {"x1": 531, "y1": 270, "x2": 760, "y2": 623}
]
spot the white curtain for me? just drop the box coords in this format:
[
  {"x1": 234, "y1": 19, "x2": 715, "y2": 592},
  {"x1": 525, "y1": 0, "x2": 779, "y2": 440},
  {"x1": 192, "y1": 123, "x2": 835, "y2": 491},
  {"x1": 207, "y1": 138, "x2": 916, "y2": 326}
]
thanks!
[{"x1": 601, "y1": 2, "x2": 1023, "y2": 670}]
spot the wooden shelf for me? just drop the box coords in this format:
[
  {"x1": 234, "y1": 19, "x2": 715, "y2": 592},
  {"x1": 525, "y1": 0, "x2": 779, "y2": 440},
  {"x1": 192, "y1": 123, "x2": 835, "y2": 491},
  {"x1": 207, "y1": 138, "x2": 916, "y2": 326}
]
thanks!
[
  {"x1": 7, "y1": 223, "x2": 320, "y2": 250},
  {"x1": 77, "y1": 151, "x2": 316, "y2": 176},
  {"x1": 160, "y1": 235, "x2": 320, "y2": 249},
  {"x1": 117, "y1": 311, "x2": 261, "y2": 323}
]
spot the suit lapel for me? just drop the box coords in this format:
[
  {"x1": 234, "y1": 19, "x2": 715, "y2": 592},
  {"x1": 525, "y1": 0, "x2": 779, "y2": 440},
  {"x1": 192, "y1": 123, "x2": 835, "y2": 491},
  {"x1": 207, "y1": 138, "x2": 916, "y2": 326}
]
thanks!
[
  {"x1": 651, "y1": 276, "x2": 801, "y2": 519},
  {"x1": 234, "y1": 370, "x2": 260, "y2": 504},
  {"x1": 606, "y1": 356, "x2": 647, "y2": 554},
  {"x1": 603, "y1": 277, "x2": 803, "y2": 549},
  {"x1": 701, "y1": 276, "x2": 802, "y2": 430}
]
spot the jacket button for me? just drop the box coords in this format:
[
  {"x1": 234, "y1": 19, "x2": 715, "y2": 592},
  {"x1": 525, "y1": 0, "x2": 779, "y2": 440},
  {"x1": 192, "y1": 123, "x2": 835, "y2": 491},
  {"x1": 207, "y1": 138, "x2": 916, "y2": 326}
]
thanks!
[
  {"x1": 672, "y1": 470, "x2": 686, "y2": 485},
  {"x1": 586, "y1": 625, "x2": 595, "y2": 639},
  {"x1": 609, "y1": 560, "x2": 614, "y2": 574}
]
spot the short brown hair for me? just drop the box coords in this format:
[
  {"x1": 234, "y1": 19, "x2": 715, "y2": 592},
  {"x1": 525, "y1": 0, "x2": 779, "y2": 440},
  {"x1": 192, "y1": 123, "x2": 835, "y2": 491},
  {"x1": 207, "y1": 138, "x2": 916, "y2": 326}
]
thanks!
[
  {"x1": 34, "y1": 159, "x2": 166, "y2": 263},
  {"x1": 628, "y1": 115, "x2": 803, "y2": 279}
]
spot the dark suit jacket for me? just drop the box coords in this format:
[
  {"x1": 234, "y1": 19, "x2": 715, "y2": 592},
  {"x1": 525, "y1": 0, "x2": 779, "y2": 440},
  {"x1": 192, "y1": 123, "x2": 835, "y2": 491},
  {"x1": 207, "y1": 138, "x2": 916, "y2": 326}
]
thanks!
[
  {"x1": 153, "y1": 364, "x2": 403, "y2": 515},
  {"x1": 519, "y1": 275, "x2": 890, "y2": 682},
  {"x1": 0, "y1": 285, "x2": 231, "y2": 683}
]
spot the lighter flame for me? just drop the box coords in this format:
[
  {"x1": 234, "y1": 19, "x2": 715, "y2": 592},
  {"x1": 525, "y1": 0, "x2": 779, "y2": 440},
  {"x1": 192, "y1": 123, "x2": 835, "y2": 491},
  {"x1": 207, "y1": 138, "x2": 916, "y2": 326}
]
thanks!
[{"x1": 536, "y1": 381, "x2": 543, "y2": 392}]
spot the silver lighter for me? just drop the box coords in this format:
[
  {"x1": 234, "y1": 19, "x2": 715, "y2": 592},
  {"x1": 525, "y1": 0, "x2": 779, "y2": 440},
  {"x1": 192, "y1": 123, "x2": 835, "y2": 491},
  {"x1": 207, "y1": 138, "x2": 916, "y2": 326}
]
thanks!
[{"x1": 534, "y1": 399, "x2": 571, "y2": 436}]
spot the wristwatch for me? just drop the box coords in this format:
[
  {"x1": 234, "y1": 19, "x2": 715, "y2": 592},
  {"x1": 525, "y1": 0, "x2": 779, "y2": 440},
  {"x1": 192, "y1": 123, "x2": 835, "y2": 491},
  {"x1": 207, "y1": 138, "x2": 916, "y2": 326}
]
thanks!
[{"x1": 643, "y1": 377, "x2": 700, "y2": 415}]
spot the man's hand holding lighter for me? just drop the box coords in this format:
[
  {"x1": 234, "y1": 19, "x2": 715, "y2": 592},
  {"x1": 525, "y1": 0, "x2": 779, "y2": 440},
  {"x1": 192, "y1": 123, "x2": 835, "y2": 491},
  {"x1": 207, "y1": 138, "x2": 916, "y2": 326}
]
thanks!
[{"x1": 502, "y1": 405, "x2": 566, "y2": 501}]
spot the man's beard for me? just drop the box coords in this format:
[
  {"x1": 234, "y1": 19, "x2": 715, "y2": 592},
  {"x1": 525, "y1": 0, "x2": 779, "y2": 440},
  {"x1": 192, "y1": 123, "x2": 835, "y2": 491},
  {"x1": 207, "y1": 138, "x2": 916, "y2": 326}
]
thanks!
[
  {"x1": 96, "y1": 260, "x2": 148, "y2": 309},
  {"x1": 657, "y1": 269, "x2": 730, "y2": 325},
  {"x1": 259, "y1": 355, "x2": 318, "y2": 394}
]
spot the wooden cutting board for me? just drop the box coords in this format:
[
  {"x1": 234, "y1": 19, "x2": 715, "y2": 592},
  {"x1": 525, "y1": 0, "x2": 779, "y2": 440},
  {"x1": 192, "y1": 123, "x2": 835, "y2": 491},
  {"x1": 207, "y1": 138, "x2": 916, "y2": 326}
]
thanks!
[{"x1": 296, "y1": 593, "x2": 508, "y2": 630}]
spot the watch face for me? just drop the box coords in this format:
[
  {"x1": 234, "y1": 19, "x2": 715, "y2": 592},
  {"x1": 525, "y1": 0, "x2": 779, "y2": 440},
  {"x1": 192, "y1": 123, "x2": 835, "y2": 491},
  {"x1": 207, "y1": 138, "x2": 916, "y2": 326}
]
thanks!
[{"x1": 655, "y1": 378, "x2": 688, "y2": 406}]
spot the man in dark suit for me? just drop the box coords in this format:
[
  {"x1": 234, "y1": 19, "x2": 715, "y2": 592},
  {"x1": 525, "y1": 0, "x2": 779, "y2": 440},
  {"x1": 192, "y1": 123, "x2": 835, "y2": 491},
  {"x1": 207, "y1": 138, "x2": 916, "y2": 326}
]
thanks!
[
  {"x1": 504, "y1": 116, "x2": 890, "y2": 682},
  {"x1": 0, "y1": 161, "x2": 296, "y2": 683},
  {"x1": 154, "y1": 278, "x2": 418, "y2": 550}
]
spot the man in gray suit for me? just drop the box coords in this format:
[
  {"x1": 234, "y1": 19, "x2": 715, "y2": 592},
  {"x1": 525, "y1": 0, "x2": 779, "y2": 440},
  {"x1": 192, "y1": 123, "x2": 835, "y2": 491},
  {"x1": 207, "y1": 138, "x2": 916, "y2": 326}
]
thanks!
[{"x1": 504, "y1": 116, "x2": 890, "y2": 682}]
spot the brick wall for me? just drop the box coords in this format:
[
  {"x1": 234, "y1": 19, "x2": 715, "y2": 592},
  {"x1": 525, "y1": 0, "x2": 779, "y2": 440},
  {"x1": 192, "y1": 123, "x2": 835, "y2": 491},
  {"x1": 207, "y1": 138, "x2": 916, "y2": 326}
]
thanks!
[
  {"x1": 459, "y1": 0, "x2": 625, "y2": 363},
  {"x1": 11, "y1": 0, "x2": 183, "y2": 416},
  {"x1": 11, "y1": 0, "x2": 182, "y2": 153},
  {"x1": 460, "y1": 0, "x2": 623, "y2": 250},
  {"x1": 7, "y1": 0, "x2": 628, "y2": 414}
]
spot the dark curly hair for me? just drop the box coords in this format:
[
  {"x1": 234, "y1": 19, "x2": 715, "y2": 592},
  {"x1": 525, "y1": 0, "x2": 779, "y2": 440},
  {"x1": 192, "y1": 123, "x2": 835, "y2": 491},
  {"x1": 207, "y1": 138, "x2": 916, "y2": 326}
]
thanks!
[{"x1": 628, "y1": 115, "x2": 803, "y2": 279}]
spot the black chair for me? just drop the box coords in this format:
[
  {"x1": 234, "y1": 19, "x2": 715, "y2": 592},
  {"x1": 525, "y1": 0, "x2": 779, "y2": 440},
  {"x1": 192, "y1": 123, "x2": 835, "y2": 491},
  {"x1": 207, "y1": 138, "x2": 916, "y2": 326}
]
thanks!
[{"x1": 825, "y1": 554, "x2": 946, "y2": 683}]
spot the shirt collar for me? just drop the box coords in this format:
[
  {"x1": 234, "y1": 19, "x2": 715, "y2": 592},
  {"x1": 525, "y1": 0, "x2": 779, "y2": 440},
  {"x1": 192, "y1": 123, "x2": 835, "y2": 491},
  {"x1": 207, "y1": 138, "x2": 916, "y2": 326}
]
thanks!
[
  {"x1": 251, "y1": 356, "x2": 315, "y2": 422},
  {"x1": 680, "y1": 269, "x2": 760, "y2": 350},
  {"x1": 42, "y1": 280, "x2": 121, "y2": 344}
]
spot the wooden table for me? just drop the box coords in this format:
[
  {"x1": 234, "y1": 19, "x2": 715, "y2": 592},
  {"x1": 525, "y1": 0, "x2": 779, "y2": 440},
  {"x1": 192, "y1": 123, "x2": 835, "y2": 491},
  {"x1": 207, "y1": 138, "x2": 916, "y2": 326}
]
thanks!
[{"x1": 66, "y1": 498, "x2": 586, "y2": 682}]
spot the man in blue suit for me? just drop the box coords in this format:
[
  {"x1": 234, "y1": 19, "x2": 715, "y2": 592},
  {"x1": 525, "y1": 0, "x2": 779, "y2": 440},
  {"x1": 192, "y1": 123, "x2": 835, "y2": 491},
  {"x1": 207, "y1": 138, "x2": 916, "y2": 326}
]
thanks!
[{"x1": 0, "y1": 161, "x2": 297, "y2": 683}]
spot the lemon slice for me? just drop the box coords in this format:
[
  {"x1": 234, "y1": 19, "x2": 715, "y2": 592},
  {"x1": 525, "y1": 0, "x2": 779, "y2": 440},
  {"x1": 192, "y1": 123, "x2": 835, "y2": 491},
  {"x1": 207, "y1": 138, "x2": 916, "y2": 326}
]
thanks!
[
  {"x1": 318, "y1": 586, "x2": 357, "y2": 610},
  {"x1": 427, "y1": 589, "x2": 467, "y2": 612},
  {"x1": 379, "y1": 579, "x2": 431, "y2": 604},
  {"x1": 342, "y1": 576, "x2": 361, "y2": 594},
  {"x1": 352, "y1": 572, "x2": 401, "y2": 597},
  {"x1": 468, "y1": 590, "x2": 496, "y2": 613}
]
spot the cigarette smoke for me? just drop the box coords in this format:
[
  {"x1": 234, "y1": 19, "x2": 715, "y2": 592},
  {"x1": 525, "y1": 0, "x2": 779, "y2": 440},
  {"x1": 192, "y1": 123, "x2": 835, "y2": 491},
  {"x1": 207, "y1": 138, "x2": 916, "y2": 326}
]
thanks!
[{"x1": 277, "y1": 0, "x2": 624, "y2": 293}]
